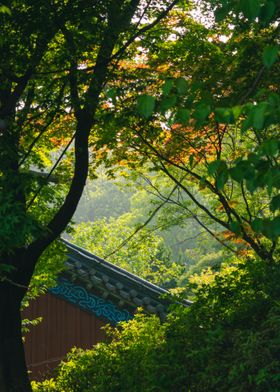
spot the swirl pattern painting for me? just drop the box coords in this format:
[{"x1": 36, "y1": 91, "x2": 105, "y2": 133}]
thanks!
[{"x1": 50, "y1": 279, "x2": 132, "y2": 324}]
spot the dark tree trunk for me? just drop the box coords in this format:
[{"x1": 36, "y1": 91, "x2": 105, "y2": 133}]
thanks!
[{"x1": 0, "y1": 280, "x2": 32, "y2": 391}]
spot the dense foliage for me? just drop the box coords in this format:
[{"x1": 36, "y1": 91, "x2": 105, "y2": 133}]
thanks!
[
  {"x1": 33, "y1": 1, "x2": 280, "y2": 390},
  {"x1": 0, "y1": 1, "x2": 183, "y2": 390},
  {"x1": 72, "y1": 215, "x2": 182, "y2": 288},
  {"x1": 1, "y1": 0, "x2": 279, "y2": 390},
  {"x1": 32, "y1": 256, "x2": 280, "y2": 391},
  {"x1": 73, "y1": 171, "x2": 229, "y2": 281},
  {"x1": 91, "y1": 0, "x2": 280, "y2": 262}
]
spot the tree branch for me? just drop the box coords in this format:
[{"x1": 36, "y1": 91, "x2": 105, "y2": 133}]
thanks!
[
  {"x1": 25, "y1": 0, "x2": 142, "y2": 262},
  {"x1": 104, "y1": 183, "x2": 179, "y2": 258}
]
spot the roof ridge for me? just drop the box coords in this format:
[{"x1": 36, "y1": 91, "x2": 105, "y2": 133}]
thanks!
[
  {"x1": 61, "y1": 238, "x2": 170, "y2": 295},
  {"x1": 60, "y1": 237, "x2": 192, "y2": 307}
]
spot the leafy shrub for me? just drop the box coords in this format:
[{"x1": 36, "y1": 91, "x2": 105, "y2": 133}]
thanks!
[
  {"x1": 31, "y1": 378, "x2": 57, "y2": 391},
  {"x1": 33, "y1": 258, "x2": 280, "y2": 391},
  {"x1": 33, "y1": 314, "x2": 167, "y2": 392}
]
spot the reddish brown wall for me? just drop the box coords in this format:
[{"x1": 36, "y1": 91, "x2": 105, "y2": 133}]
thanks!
[{"x1": 22, "y1": 292, "x2": 107, "y2": 380}]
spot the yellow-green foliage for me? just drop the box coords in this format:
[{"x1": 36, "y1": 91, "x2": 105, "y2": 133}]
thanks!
[
  {"x1": 31, "y1": 378, "x2": 56, "y2": 392},
  {"x1": 33, "y1": 313, "x2": 166, "y2": 392}
]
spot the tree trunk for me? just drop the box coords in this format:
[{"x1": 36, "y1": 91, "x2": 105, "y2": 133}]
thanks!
[{"x1": 0, "y1": 282, "x2": 31, "y2": 392}]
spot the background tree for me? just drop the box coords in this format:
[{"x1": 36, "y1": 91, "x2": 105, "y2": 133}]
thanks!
[
  {"x1": 72, "y1": 214, "x2": 183, "y2": 288},
  {"x1": 73, "y1": 169, "x2": 228, "y2": 284},
  {"x1": 0, "y1": 1, "x2": 181, "y2": 390}
]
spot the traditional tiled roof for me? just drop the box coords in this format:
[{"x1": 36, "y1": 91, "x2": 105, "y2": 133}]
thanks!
[{"x1": 49, "y1": 239, "x2": 191, "y2": 324}]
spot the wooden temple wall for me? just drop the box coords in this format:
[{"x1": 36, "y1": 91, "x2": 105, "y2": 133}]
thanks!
[{"x1": 22, "y1": 292, "x2": 107, "y2": 380}]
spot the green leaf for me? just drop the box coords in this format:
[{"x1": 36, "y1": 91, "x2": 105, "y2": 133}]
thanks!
[
  {"x1": 194, "y1": 103, "x2": 211, "y2": 123},
  {"x1": 241, "y1": 111, "x2": 254, "y2": 132},
  {"x1": 159, "y1": 96, "x2": 177, "y2": 113},
  {"x1": 259, "y1": 1, "x2": 276, "y2": 24},
  {"x1": 230, "y1": 161, "x2": 255, "y2": 182},
  {"x1": 232, "y1": 106, "x2": 242, "y2": 120},
  {"x1": 271, "y1": 217, "x2": 280, "y2": 237},
  {"x1": 199, "y1": 176, "x2": 207, "y2": 190},
  {"x1": 252, "y1": 102, "x2": 268, "y2": 130},
  {"x1": 207, "y1": 160, "x2": 228, "y2": 189},
  {"x1": 207, "y1": 160, "x2": 227, "y2": 176},
  {"x1": 262, "y1": 217, "x2": 280, "y2": 240},
  {"x1": 216, "y1": 170, "x2": 229, "y2": 190},
  {"x1": 263, "y1": 169, "x2": 274, "y2": 195},
  {"x1": 271, "y1": 168, "x2": 280, "y2": 189},
  {"x1": 260, "y1": 139, "x2": 279, "y2": 157},
  {"x1": 241, "y1": 0, "x2": 261, "y2": 20},
  {"x1": 251, "y1": 218, "x2": 263, "y2": 233},
  {"x1": 175, "y1": 108, "x2": 190, "y2": 124},
  {"x1": 0, "y1": 5, "x2": 11, "y2": 15},
  {"x1": 106, "y1": 88, "x2": 117, "y2": 104},
  {"x1": 215, "y1": 108, "x2": 234, "y2": 123},
  {"x1": 270, "y1": 195, "x2": 280, "y2": 212},
  {"x1": 189, "y1": 154, "x2": 194, "y2": 168},
  {"x1": 175, "y1": 77, "x2": 188, "y2": 95},
  {"x1": 229, "y1": 166, "x2": 245, "y2": 182},
  {"x1": 229, "y1": 221, "x2": 241, "y2": 235},
  {"x1": 137, "y1": 95, "x2": 156, "y2": 119},
  {"x1": 215, "y1": 5, "x2": 230, "y2": 22},
  {"x1": 162, "y1": 79, "x2": 173, "y2": 96},
  {"x1": 246, "y1": 178, "x2": 258, "y2": 193},
  {"x1": 268, "y1": 92, "x2": 280, "y2": 107},
  {"x1": 247, "y1": 153, "x2": 259, "y2": 164},
  {"x1": 263, "y1": 46, "x2": 279, "y2": 68}
]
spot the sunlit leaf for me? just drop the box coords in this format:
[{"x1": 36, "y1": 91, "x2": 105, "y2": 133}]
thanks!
[{"x1": 0, "y1": 5, "x2": 11, "y2": 15}]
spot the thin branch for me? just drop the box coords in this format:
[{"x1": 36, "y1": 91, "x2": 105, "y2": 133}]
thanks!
[
  {"x1": 26, "y1": 132, "x2": 75, "y2": 210},
  {"x1": 104, "y1": 183, "x2": 179, "y2": 258},
  {"x1": 135, "y1": 129, "x2": 233, "y2": 229},
  {"x1": 171, "y1": 232, "x2": 204, "y2": 246},
  {"x1": 160, "y1": 160, "x2": 271, "y2": 259},
  {"x1": 160, "y1": 162, "x2": 231, "y2": 229},
  {"x1": 25, "y1": 0, "x2": 143, "y2": 263},
  {"x1": 188, "y1": 212, "x2": 238, "y2": 254},
  {"x1": 241, "y1": 180, "x2": 252, "y2": 222},
  {"x1": 240, "y1": 66, "x2": 265, "y2": 104},
  {"x1": 28, "y1": 170, "x2": 59, "y2": 184},
  {"x1": 111, "y1": 0, "x2": 180, "y2": 62},
  {"x1": 145, "y1": 185, "x2": 239, "y2": 254},
  {"x1": 239, "y1": 23, "x2": 280, "y2": 104},
  {"x1": 137, "y1": 129, "x2": 232, "y2": 213},
  {"x1": 0, "y1": 276, "x2": 28, "y2": 290},
  {"x1": 35, "y1": 0, "x2": 180, "y2": 77},
  {"x1": 19, "y1": 80, "x2": 67, "y2": 166}
]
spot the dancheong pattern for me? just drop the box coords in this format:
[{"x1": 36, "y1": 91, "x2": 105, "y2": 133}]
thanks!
[{"x1": 50, "y1": 279, "x2": 133, "y2": 324}]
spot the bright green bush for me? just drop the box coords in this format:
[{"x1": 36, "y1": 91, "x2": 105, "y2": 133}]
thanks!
[
  {"x1": 31, "y1": 378, "x2": 57, "y2": 391},
  {"x1": 164, "y1": 258, "x2": 280, "y2": 391},
  {"x1": 33, "y1": 258, "x2": 280, "y2": 392},
  {"x1": 33, "y1": 314, "x2": 167, "y2": 392}
]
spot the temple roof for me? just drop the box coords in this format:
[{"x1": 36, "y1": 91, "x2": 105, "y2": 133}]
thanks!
[{"x1": 52, "y1": 239, "x2": 191, "y2": 322}]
